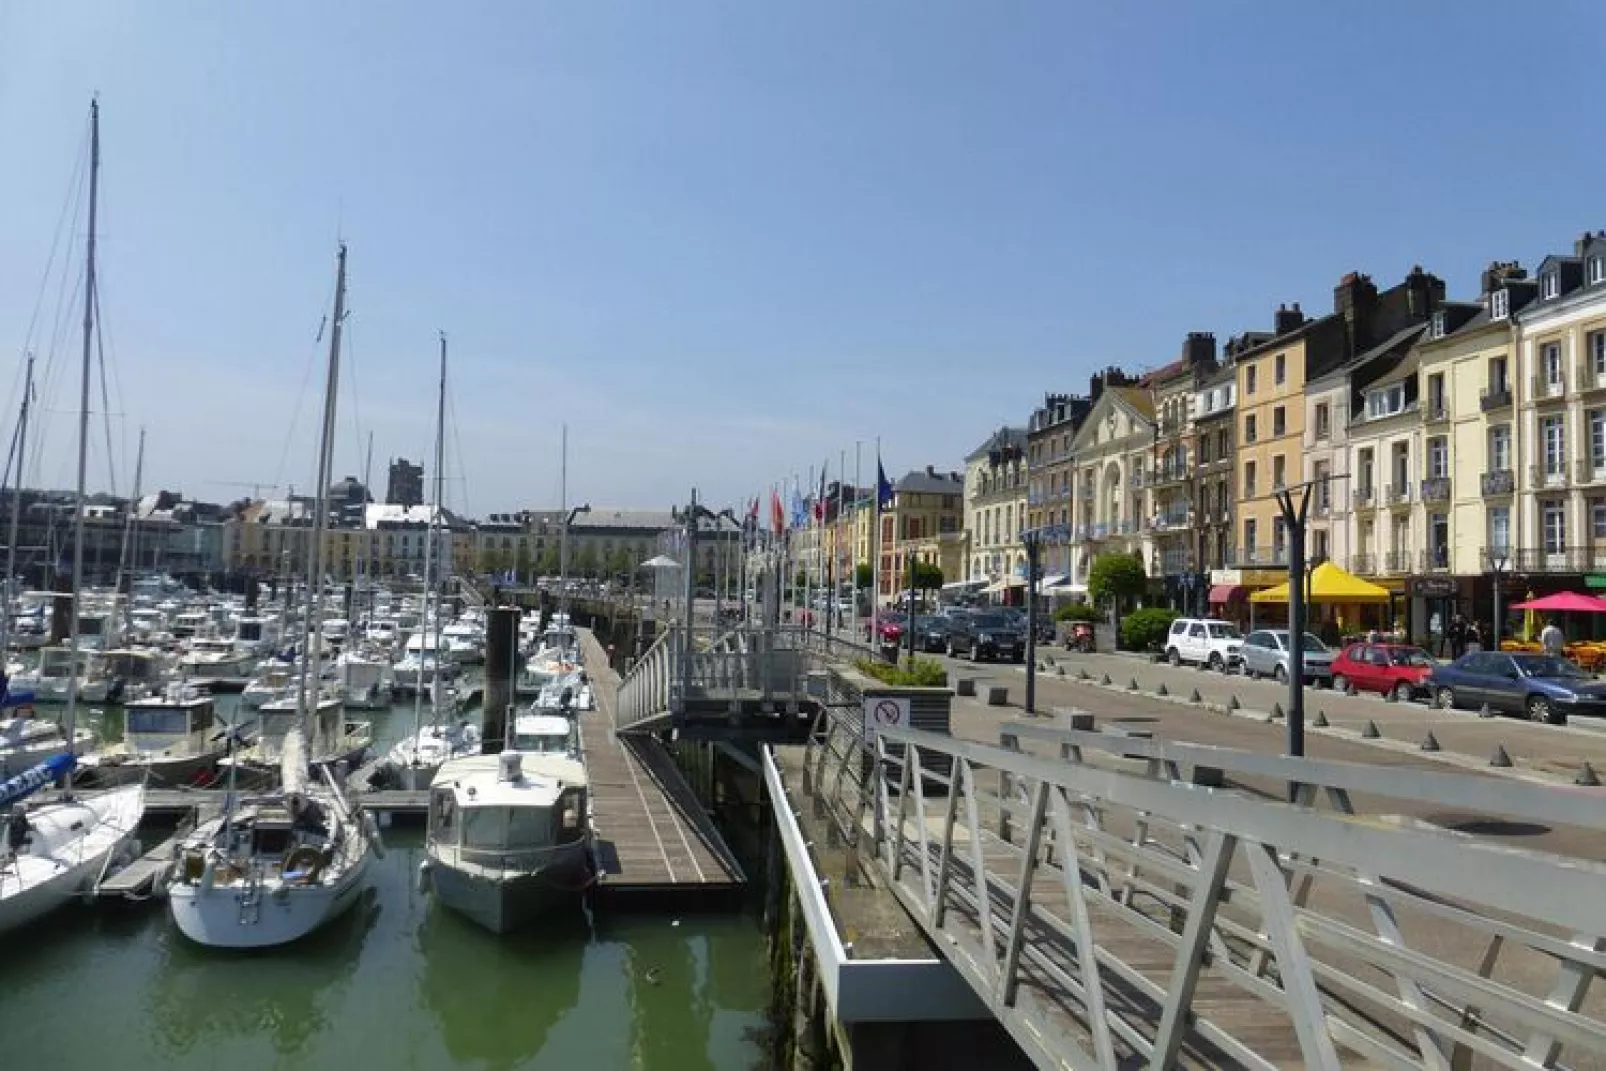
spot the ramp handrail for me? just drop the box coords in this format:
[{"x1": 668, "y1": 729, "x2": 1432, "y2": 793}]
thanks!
[{"x1": 807, "y1": 710, "x2": 1606, "y2": 1070}]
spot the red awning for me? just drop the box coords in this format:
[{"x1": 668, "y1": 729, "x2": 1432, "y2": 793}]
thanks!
[{"x1": 1208, "y1": 584, "x2": 1245, "y2": 604}]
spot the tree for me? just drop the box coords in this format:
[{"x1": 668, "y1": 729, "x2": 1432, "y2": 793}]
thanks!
[
  {"x1": 573, "y1": 544, "x2": 599, "y2": 578},
  {"x1": 606, "y1": 546, "x2": 633, "y2": 580},
  {"x1": 910, "y1": 560, "x2": 943, "y2": 595},
  {"x1": 854, "y1": 562, "x2": 873, "y2": 590},
  {"x1": 535, "y1": 544, "x2": 561, "y2": 577},
  {"x1": 513, "y1": 544, "x2": 532, "y2": 584},
  {"x1": 1087, "y1": 551, "x2": 1146, "y2": 606}
]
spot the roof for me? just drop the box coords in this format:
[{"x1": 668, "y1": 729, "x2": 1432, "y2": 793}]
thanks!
[
  {"x1": 1349, "y1": 323, "x2": 1427, "y2": 390},
  {"x1": 1139, "y1": 358, "x2": 1186, "y2": 388},
  {"x1": 895, "y1": 469, "x2": 964, "y2": 495},
  {"x1": 965, "y1": 426, "x2": 1027, "y2": 463},
  {"x1": 363, "y1": 503, "x2": 468, "y2": 530},
  {"x1": 434, "y1": 752, "x2": 587, "y2": 807},
  {"x1": 1108, "y1": 386, "x2": 1155, "y2": 420},
  {"x1": 571, "y1": 508, "x2": 676, "y2": 531}
]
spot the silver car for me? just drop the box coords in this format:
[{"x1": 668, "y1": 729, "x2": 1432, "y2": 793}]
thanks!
[{"x1": 1239, "y1": 629, "x2": 1334, "y2": 685}]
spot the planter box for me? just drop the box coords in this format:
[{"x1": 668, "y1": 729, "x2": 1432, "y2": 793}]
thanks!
[{"x1": 825, "y1": 664, "x2": 954, "y2": 783}]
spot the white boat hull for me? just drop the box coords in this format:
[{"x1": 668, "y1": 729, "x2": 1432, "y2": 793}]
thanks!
[
  {"x1": 79, "y1": 745, "x2": 223, "y2": 789},
  {"x1": 0, "y1": 730, "x2": 94, "y2": 780},
  {"x1": 425, "y1": 840, "x2": 592, "y2": 934},
  {"x1": 168, "y1": 848, "x2": 371, "y2": 949},
  {"x1": 0, "y1": 785, "x2": 145, "y2": 938}
]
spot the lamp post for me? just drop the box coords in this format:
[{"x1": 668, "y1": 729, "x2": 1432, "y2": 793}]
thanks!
[
  {"x1": 1024, "y1": 530, "x2": 1041, "y2": 714},
  {"x1": 1273, "y1": 482, "x2": 1314, "y2": 763},
  {"x1": 1487, "y1": 547, "x2": 1509, "y2": 649}
]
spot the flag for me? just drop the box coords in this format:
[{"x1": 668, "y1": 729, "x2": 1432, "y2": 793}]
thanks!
[
  {"x1": 814, "y1": 460, "x2": 829, "y2": 522},
  {"x1": 876, "y1": 460, "x2": 894, "y2": 508},
  {"x1": 770, "y1": 488, "x2": 784, "y2": 536},
  {"x1": 789, "y1": 488, "x2": 807, "y2": 530}
]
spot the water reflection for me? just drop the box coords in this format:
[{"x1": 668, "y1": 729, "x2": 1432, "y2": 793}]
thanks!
[
  {"x1": 145, "y1": 889, "x2": 380, "y2": 1060},
  {"x1": 416, "y1": 903, "x2": 588, "y2": 1070}
]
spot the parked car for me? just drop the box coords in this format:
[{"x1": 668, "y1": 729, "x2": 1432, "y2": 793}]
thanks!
[
  {"x1": 1329, "y1": 642, "x2": 1435, "y2": 701},
  {"x1": 1425, "y1": 651, "x2": 1606, "y2": 724},
  {"x1": 944, "y1": 612, "x2": 1024, "y2": 662},
  {"x1": 1164, "y1": 618, "x2": 1244, "y2": 671},
  {"x1": 909, "y1": 615, "x2": 951, "y2": 653},
  {"x1": 1238, "y1": 629, "x2": 1334, "y2": 685}
]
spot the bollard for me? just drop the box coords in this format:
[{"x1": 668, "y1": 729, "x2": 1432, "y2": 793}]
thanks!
[
  {"x1": 1479, "y1": 703, "x2": 1495, "y2": 719},
  {"x1": 1228, "y1": 695, "x2": 1241, "y2": 711},
  {"x1": 1489, "y1": 744, "x2": 1513, "y2": 768},
  {"x1": 1156, "y1": 682, "x2": 1169, "y2": 698},
  {"x1": 1100, "y1": 673, "x2": 1112, "y2": 686},
  {"x1": 1577, "y1": 761, "x2": 1602, "y2": 787},
  {"x1": 1189, "y1": 688, "x2": 1202, "y2": 704},
  {"x1": 1271, "y1": 701, "x2": 1284, "y2": 720},
  {"x1": 1361, "y1": 719, "x2": 1381, "y2": 739},
  {"x1": 1127, "y1": 677, "x2": 1139, "y2": 692},
  {"x1": 1419, "y1": 731, "x2": 1441, "y2": 752},
  {"x1": 1312, "y1": 709, "x2": 1329, "y2": 728},
  {"x1": 956, "y1": 677, "x2": 977, "y2": 698}
]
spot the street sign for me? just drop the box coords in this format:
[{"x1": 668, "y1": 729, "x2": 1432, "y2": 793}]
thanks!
[{"x1": 863, "y1": 696, "x2": 911, "y2": 741}]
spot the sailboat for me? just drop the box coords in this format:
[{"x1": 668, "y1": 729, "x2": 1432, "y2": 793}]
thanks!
[
  {"x1": 168, "y1": 244, "x2": 379, "y2": 949},
  {"x1": 387, "y1": 335, "x2": 480, "y2": 788},
  {"x1": 1, "y1": 100, "x2": 144, "y2": 937}
]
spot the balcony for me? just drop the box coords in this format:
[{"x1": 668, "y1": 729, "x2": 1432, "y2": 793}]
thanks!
[
  {"x1": 1515, "y1": 547, "x2": 1581, "y2": 574},
  {"x1": 1577, "y1": 361, "x2": 1606, "y2": 394},
  {"x1": 1026, "y1": 490, "x2": 1043, "y2": 507},
  {"x1": 1530, "y1": 463, "x2": 1570, "y2": 491},
  {"x1": 1480, "y1": 469, "x2": 1514, "y2": 496},
  {"x1": 1531, "y1": 373, "x2": 1566, "y2": 402},
  {"x1": 1148, "y1": 511, "x2": 1194, "y2": 533},
  {"x1": 1348, "y1": 553, "x2": 1377, "y2": 575},
  {"x1": 1158, "y1": 549, "x2": 1194, "y2": 573},
  {"x1": 1150, "y1": 462, "x2": 1192, "y2": 488},
  {"x1": 1088, "y1": 523, "x2": 1109, "y2": 541},
  {"x1": 1158, "y1": 416, "x2": 1186, "y2": 440},
  {"x1": 1076, "y1": 485, "x2": 1094, "y2": 502},
  {"x1": 1354, "y1": 485, "x2": 1376, "y2": 508},
  {"x1": 1115, "y1": 519, "x2": 1137, "y2": 536},
  {"x1": 1386, "y1": 484, "x2": 1411, "y2": 507},
  {"x1": 1313, "y1": 497, "x2": 1332, "y2": 518},
  {"x1": 1420, "y1": 476, "x2": 1451, "y2": 504},
  {"x1": 1420, "y1": 547, "x2": 1451, "y2": 573},
  {"x1": 1577, "y1": 458, "x2": 1606, "y2": 486},
  {"x1": 1383, "y1": 550, "x2": 1413, "y2": 574},
  {"x1": 1234, "y1": 546, "x2": 1288, "y2": 568},
  {"x1": 1130, "y1": 470, "x2": 1147, "y2": 489},
  {"x1": 1424, "y1": 401, "x2": 1450, "y2": 424},
  {"x1": 1479, "y1": 386, "x2": 1513, "y2": 411}
]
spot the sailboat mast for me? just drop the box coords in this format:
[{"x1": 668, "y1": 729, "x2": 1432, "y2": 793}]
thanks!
[
  {"x1": 63, "y1": 99, "x2": 101, "y2": 789},
  {"x1": 1, "y1": 354, "x2": 35, "y2": 654},
  {"x1": 429, "y1": 333, "x2": 447, "y2": 699},
  {"x1": 559, "y1": 423, "x2": 568, "y2": 624},
  {"x1": 410, "y1": 334, "x2": 445, "y2": 753},
  {"x1": 293, "y1": 243, "x2": 347, "y2": 739},
  {"x1": 116, "y1": 426, "x2": 145, "y2": 638}
]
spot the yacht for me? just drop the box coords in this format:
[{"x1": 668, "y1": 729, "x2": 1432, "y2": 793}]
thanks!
[
  {"x1": 439, "y1": 619, "x2": 484, "y2": 664},
  {"x1": 392, "y1": 632, "x2": 458, "y2": 694},
  {"x1": 80, "y1": 684, "x2": 234, "y2": 787},
  {"x1": 386, "y1": 714, "x2": 481, "y2": 788},
  {"x1": 0, "y1": 712, "x2": 94, "y2": 779},
  {"x1": 178, "y1": 636, "x2": 256, "y2": 686},
  {"x1": 244, "y1": 688, "x2": 371, "y2": 772},
  {"x1": 334, "y1": 649, "x2": 391, "y2": 709},
  {"x1": 97, "y1": 648, "x2": 170, "y2": 703},
  {"x1": 420, "y1": 745, "x2": 593, "y2": 933},
  {"x1": 240, "y1": 659, "x2": 298, "y2": 710},
  {"x1": 9, "y1": 646, "x2": 115, "y2": 704}
]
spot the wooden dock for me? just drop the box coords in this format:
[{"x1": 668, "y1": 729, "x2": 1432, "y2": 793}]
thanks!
[
  {"x1": 95, "y1": 800, "x2": 217, "y2": 901},
  {"x1": 577, "y1": 630, "x2": 746, "y2": 909}
]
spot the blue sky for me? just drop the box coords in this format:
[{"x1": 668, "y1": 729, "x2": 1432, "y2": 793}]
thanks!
[{"x1": 2, "y1": 3, "x2": 1603, "y2": 517}]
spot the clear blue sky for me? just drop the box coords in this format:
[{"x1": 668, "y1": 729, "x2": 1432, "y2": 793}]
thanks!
[{"x1": 2, "y1": 2, "x2": 1603, "y2": 517}]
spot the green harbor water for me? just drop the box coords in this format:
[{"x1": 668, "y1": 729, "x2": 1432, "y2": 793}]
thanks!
[{"x1": 2, "y1": 697, "x2": 772, "y2": 1070}]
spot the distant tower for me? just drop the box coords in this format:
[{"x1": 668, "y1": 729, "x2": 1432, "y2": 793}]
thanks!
[{"x1": 386, "y1": 457, "x2": 424, "y2": 508}]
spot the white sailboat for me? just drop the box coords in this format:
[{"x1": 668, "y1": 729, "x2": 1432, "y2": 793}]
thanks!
[
  {"x1": 1, "y1": 100, "x2": 144, "y2": 938},
  {"x1": 389, "y1": 336, "x2": 479, "y2": 788},
  {"x1": 168, "y1": 243, "x2": 379, "y2": 949}
]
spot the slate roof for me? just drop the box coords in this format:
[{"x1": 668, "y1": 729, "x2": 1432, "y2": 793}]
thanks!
[
  {"x1": 895, "y1": 469, "x2": 964, "y2": 495},
  {"x1": 1109, "y1": 386, "x2": 1155, "y2": 420},
  {"x1": 965, "y1": 426, "x2": 1027, "y2": 463}
]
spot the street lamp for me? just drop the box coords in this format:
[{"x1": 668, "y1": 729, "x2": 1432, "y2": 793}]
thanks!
[
  {"x1": 1486, "y1": 546, "x2": 1510, "y2": 649},
  {"x1": 1180, "y1": 571, "x2": 1199, "y2": 619}
]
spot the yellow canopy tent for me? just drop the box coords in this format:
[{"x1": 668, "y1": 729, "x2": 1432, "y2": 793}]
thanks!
[{"x1": 1249, "y1": 561, "x2": 1391, "y2": 605}]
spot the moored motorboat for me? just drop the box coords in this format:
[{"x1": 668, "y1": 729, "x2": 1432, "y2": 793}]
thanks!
[{"x1": 79, "y1": 683, "x2": 235, "y2": 788}]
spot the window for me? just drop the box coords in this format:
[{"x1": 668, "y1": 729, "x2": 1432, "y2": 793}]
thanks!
[
  {"x1": 1542, "y1": 342, "x2": 1563, "y2": 385},
  {"x1": 1199, "y1": 435, "x2": 1211, "y2": 463},
  {"x1": 1358, "y1": 448, "x2": 1375, "y2": 492},
  {"x1": 1246, "y1": 365, "x2": 1258, "y2": 394},
  {"x1": 1273, "y1": 517, "x2": 1286, "y2": 556},
  {"x1": 1542, "y1": 501, "x2": 1566, "y2": 553},
  {"x1": 1392, "y1": 516, "x2": 1409, "y2": 553},
  {"x1": 1591, "y1": 256, "x2": 1606, "y2": 286},
  {"x1": 1313, "y1": 528, "x2": 1329, "y2": 560},
  {"x1": 1542, "y1": 272, "x2": 1560, "y2": 300},
  {"x1": 1243, "y1": 518, "x2": 1257, "y2": 552},
  {"x1": 1274, "y1": 353, "x2": 1286, "y2": 385},
  {"x1": 1591, "y1": 331, "x2": 1606, "y2": 377},
  {"x1": 1428, "y1": 372, "x2": 1446, "y2": 414},
  {"x1": 1217, "y1": 428, "x2": 1229, "y2": 458},
  {"x1": 1272, "y1": 455, "x2": 1286, "y2": 490},
  {"x1": 1314, "y1": 461, "x2": 1331, "y2": 509},
  {"x1": 1391, "y1": 442, "x2": 1410, "y2": 489},
  {"x1": 1429, "y1": 310, "x2": 1447, "y2": 339},
  {"x1": 1244, "y1": 413, "x2": 1257, "y2": 443},
  {"x1": 1542, "y1": 415, "x2": 1566, "y2": 474},
  {"x1": 1429, "y1": 514, "x2": 1448, "y2": 565},
  {"x1": 1489, "y1": 425, "x2": 1511, "y2": 471},
  {"x1": 1487, "y1": 506, "x2": 1510, "y2": 551},
  {"x1": 1360, "y1": 518, "x2": 1374, "y2": 552},
  {"x1": 1428, "y1": 436, "x2": 1448, "y2": 478},
  {"x1": 1315, "y1": 402, "x2": 1331, "y2": 439},
  {"x1": 1243, "y1": 461, "x2": 1257, "y2": 497},
  {"x1": 1366, "y1": 383, "x2": 1407, "y2": 419},
  {"x1": 1593, "y1": 410, "x2": 1606, "y2": 470},
  {"x1": 1489, "y1": 356, "x2": 1509, "y2": 394},
  {"x1": 1594, "y1": 501, "x2": 1606, "y2": 541},
  {"x1": 1272, "y1": 406, "x2": 1286, "y2": 436},
  {"x1": 1491, "y1": 289, "x2": 1510, "y2": 320}
]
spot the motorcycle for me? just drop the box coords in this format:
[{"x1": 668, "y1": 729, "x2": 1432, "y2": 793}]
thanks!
[{"x1": 1068, "y1": 621, "x2": 1094, "y2": 654}]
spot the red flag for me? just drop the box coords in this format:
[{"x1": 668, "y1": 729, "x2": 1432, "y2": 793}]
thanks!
[{"x1": 770, "y1": 488, "x2": 784, "y2": 536}]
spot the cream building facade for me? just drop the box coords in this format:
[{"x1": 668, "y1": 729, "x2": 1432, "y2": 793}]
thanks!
[
  {"x1": 1066, "y1": 386, "x2": 1155, "y2": 588},
  {"x1": 963, "y1": 427, "x2": 1027, "y2": 584}
]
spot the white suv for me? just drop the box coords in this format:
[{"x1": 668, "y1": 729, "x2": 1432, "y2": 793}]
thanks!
[{"x1": 1164, "y1": 618, "x2": 1243, "y2": 671}]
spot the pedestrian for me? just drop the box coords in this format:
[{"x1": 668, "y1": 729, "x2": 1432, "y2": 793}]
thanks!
[
  {"x1": 1465, "y1": 621, "x2": 1483, "y2": 654},
  {"x1": 1448, "y1": 613, "x2": 1467, "y2": 660},
  {"x1": 1541, "y1": 616, "x2": 1566, "y2": 657}
]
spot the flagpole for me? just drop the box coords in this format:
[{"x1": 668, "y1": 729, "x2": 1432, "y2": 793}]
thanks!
[
  {"x1": 835, "y1": 447, "x2": 846, "y2": 636},
  {"x1": 872, "y1": 437, "x2": 882, "y2": 638},
  {"x1": 804, "y1": 464, "x2": 814, "y2": 629},
  {"x1": 855, "y1": 441, "x2": 862, "y2": 634}
]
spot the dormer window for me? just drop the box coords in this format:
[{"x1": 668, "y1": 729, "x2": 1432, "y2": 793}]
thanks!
[
  {"x1": 1429, "y1": 311, "x2": 1447, "y2": 339},
  {"x1": 1491, "y1": 289, "x2": 1510, "y2": 320},
  {"x1": 1590, "y1": 256, "x2": 1606, "y2": 286},
  {"x1": 1542, "y1": 273, "x2": 1561, "y2": 300}
]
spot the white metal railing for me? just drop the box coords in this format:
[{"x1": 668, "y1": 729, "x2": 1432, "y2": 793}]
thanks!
[
  {"x1": 796, "y1": 706, "x2": 1606, "y2": 1070},
  {"x1": 614, "y1": 624, "x2": 817, "y2": 731}
]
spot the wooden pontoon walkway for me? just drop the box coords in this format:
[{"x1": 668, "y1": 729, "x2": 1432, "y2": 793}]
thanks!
[{"x1": 576, "y1": 629, "x2": 745, "y2": 908}]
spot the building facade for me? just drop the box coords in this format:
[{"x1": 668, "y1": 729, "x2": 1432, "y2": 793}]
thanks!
[
  {"x1": 1146, "y1": 332, "x2": 1217, "y2": 609},
  {"x1": 879, "y1": 467, "x2": 965, "y2": 603},
  {"x1": 1025, "y1": 390, "x2": 1095, "y2": 579},
  {"x1": 963, "y1": 427, "x2": 1027, "y2": 585},
  {"x1": 1066, "y1": 384, "x2": 1154, "y2": 588}
]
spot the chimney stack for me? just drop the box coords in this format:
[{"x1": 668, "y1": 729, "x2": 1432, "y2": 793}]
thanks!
[
  {"x1": 1480, "y1": 260, "x2": 1526, "y2": 296},
  {"x1": 1274, "y1": 303, "x2": 1307, "y2": 335},
  {"x1": 1181, "y1": 331, "x2": 1217, "y2": 369}
]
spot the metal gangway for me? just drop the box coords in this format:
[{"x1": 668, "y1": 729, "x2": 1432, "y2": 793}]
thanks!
[{"x1": 794, "y1": 704, "x2": 1606, "y2": 1070}]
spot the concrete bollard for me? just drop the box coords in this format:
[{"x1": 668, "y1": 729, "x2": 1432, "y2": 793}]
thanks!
[
  {"x1": 1362, "y1": 719, "x2": 1381, "y2": 738},
  {"x1": 1577, "y1": 761, "x2": 1601, "y2": 787},
  {"x1": 1189, "y1": 688, "x2": 1202, "y2": 704},
  {"x1": 1313, "y1": 709, "x2": 1329, "y2": 728},
  {"x1": 956, "y1": 677, "x2": 977, "y2": 698},
  {"x1": 1419, "y1": 731, "x2": 1441, "y2": 752},
  {"x1": 1489, "y1": 744, "x2": 1513, "y2": 768},
  {"x1": 985, "y1": 684, "x2": 1009, "y2": 707},
  {"x1": 1156, "y1": 682, "x2": 1169, "y2": 697},
  {"x1": 1228, "y1": 695, "x2": 1241, "y2": 711}
]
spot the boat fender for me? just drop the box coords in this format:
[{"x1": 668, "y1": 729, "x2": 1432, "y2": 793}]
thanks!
[
  {"x1": 416, "y1": 859, "x2": 432, "y2": 893},
  {"x1": 283, "y1": 845, "x2": 325, "y2": 885},
  {"x1": 363, "y1": 811, "x2": 386, "y2": 858}
]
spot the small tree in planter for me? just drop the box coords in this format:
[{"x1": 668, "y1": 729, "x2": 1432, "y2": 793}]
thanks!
[
  {"x1": 1120, "y1": 607, "x2": 1180, "y2": 654},
  {"x1": 1087, "y1": 552, "x2": 1147, "y2": 648}
]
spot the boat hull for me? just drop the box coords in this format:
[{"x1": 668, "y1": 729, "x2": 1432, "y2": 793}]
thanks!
[
  {"x1": 79, "y1": 746, "x2": 222, "y2": 789},
  {"x1": 0, "y1": 785, "x2": 145, "y2": 938},
  {"x1": 425, "y1": 840, "x2": 592, "y2": 934},
  {"x1": 168, "y1": 848, "x2": 371, "y2": 949}
]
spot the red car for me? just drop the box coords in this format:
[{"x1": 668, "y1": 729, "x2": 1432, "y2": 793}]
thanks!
[{"x1": 1330, "y1": 642, "x2": 1436, "y2": 701}]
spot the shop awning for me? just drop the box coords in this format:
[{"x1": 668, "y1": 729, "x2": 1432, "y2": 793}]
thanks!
[
  {"x1": 941, "y1": 579, "x2": 987, "y2": 591},
  {"x1": 1250, "y1": 562, "x2": 1391, "y2": 605},
  {"x1": 1034, "y1": 574, "x2": 1067, "y2": 594},
  {"x1": 981, "y1": 575, "x2": 1028, "y2": 595},
  {"x1": 1208, "y1": 584, "x2": 1245, "y2": 604}
]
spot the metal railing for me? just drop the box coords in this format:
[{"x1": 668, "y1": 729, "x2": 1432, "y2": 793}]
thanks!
[
  {"x1": 1481, "y1": 469, "x2": 1515, "y2": 496},
  {"x1": 1480, "y1": 386, "x2": 1513, "y2": 411},
  {"x1": 814, "y1": 714, "x2": 1606, "y2": 1071},
  {"x1": 1420, "y1": 476, "x2": 1451, "y2": 503},
  {"x1": 615, "y1": 623, "x2": 828, "y2": 730}
]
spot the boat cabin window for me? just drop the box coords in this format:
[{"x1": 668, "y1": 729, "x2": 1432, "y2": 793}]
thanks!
[
  {"x1": 252, "y1": 822, "x2": 294, "y2": 856},
  {"x1": 429, "y1": 788, "x2": 456, "y2": 836},
  {"x1": 78, "y1": 616, "x2": 105, "y2": 637},
  {"x1": 238, "y1": 620, "x2": 264, "y2": 642},
  {"x1": 461, "y1": 805, "x2": 552, "y2": 850},
  {"x1": 128, "y1": 707, "x2": 196, "y2": 735},
  {"x1": 512, "y1": 730, "x2": 570, "y2": 754}
]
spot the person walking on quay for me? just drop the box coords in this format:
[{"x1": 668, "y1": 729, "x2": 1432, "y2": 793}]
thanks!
[
  {"x1": 1465, "y1": 620, "x2": 1483, "y2": 654},
  {"x1": 1448, "y1": 613, "x2": 1467, "y2": 660},
  {"x1": 1541, "y1": 616, "x2": 1566, "y2": 657}
]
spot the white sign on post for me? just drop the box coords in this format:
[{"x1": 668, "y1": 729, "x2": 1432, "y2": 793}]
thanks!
[{"x1": 863, "y1": 696, "x2": 911, "y2": 742}]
